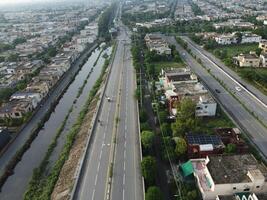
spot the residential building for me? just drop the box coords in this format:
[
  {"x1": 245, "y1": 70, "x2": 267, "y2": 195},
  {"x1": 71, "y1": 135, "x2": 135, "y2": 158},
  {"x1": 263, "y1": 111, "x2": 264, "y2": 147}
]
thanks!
[
  {"x1": 0, "y1": 99, "x2": 33, "y2": 119},
  {"x1": 213, "y1": 19, "x2": 254, "y2": 30},
  {"x1": 259, "y1": 40, "x2": 267, "y2": 53},
  {"x1": 10, "y1": 91, "x2": 42, "y2": 108},
  {"x1": 181, "y1": 154, "x2": 267, "y2": 200},
  {"x1": 215, "y1": 32, "x2": 261, "y2": 45},
  {"x1": 160, "y1": 68, "x2": 198, "y2": 89},
  {"x1": 241, "y1": 32, "x2": 262, "y2": 44},
  {"x1": 260, "y1": 53, "x2": 267, "y2": 68},
  {"x1": 217, "y1": 193, "x2": 267, "y2": 200},
  {"x1": 215, "y1": 34, "x2": 237, "y2": 45},
  {"x1": 196, "y1": 94, "x2": 217, "y2": 117},
  {"x1": 144, "y1": 33, "x2": 172, "y2": 55},
  {"x1": 233, "y1": 52, "x2": 260, "y2": 67},
  {"x1": 165, "y1": 82, "x2": 217, "y2": 117}
]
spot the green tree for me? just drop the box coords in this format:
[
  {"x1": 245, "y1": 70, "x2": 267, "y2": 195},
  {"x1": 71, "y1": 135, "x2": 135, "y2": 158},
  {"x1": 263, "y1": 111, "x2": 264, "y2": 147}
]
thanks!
[
  {"x1": 235, "y1": 32, "x2": 242, "y2": 44},
  {"x1": 158, "y1": 110, "x2": 168, "y2": 123},
  {"x1": 145, "y1": 186, "x2": 163, "y2": 200},
  {"x1": 171, "y1": 98, "x2": 199, "y2": 136},
  {"x1": 141, "y1": 131, "x2": 155, "y2": 150},
  {"x1": 140, "y1": 108, "x2": 148, "y2": 123},
  {"x1": 224, "y1": 143, "x2": 236, "y2": 153},
  {"x1": 255, "y1": 48, "x2": 262, "y2": 56},
  {"x1": 175, "y1": 137, "x2": 187, "y2": 157},
  {"x1": 141, "y1": 156, "x2": 156, "y2": 185},
  {"x1": 160, "y1": 123, "x2": 172, "y2": 136},
  {"x1": 186, "y1": 190, "x2": 197, "y2": 200},
  {"x1": 7, "y1": 53, "x2": 19, "y2": 62},
  {"x1": 162, "y1": 136, "x2": 176, "y2": 161},
  {"x1": 47, "y1": 47, "x2": 57, "y2": 57},
  {"x1": 12, "y1": 37, "x2": 26, "y2": 46}
]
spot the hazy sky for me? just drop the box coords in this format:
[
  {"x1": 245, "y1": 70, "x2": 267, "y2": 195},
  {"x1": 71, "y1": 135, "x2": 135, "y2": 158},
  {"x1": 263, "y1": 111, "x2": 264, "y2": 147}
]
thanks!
[{"x1": 0, "y1": 0, "x2": 52, "y2": 5}]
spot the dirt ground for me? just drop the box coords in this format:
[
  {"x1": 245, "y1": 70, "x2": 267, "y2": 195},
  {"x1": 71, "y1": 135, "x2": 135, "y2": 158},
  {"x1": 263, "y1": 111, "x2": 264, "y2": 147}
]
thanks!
[{"x1": 50, "y1": 92, "x2": 100, "y2": 200}]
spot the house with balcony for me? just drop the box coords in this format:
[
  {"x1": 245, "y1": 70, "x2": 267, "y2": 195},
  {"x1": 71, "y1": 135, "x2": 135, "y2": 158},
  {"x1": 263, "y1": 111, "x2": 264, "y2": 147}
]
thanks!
[
  {"x1": 233, "y1": 52, "x2": 260, "y2": 67},
  {"x1": 180, "y1": 154, "x2": 267, "y2": 200}
]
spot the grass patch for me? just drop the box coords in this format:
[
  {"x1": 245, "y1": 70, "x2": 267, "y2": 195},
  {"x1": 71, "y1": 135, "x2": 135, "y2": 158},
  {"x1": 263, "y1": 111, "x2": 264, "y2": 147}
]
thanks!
[
  {"x1": 198, "y1": 106, "x2": 235, "y2": 134},
  {"x1": 212, "y1": 43, "x2": 258, "y2": 57},
  {"x1": 152, "y1": 61, "x2": 185, "y2": 75}
]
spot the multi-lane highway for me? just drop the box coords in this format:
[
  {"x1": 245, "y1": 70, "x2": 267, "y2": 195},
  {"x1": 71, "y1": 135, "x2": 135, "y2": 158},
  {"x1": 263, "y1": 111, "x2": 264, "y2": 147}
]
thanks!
[
  {"x1": 180, "y1": 36, "x2": 267, "y2": 122},
  {"x1": 110, "y1": 28, "x2": 143, "y2": 200},
  {"x1": 73, "y1": 24, "x2": 143, "y2": 200},
  {"x1": 167, "y1": 36, "x2": 267, "y2": 158}
]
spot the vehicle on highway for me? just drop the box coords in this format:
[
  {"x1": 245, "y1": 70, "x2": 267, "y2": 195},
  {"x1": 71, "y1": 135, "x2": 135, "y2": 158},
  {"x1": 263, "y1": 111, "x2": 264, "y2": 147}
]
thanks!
[
  {"x1": 215, "y1": 89, "x2": 221, "y2": 93},
  {"x1": 107, "y1": 97, "x2": 111, "y2": 102},
  {"x1": 235, "y1": 86, "x2": 242, "y2": 92}
]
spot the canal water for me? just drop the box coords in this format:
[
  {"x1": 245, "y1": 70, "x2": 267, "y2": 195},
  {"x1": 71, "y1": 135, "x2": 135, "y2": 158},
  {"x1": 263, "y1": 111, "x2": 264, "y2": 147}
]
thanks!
[{"x1": 0, "y1": 45, "x2": 112, "y2": 200}]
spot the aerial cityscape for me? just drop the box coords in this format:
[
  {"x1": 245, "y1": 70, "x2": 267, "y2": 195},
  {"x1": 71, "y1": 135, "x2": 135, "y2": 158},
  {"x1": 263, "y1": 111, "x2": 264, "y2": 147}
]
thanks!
[{"x1": 0, "y1": 0, "x2": 267, "y2": 200}]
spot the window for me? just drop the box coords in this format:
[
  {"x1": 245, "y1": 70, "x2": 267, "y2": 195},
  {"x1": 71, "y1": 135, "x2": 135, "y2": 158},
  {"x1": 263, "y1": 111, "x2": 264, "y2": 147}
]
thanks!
[
  {"x1": 15, "y1": 112, "x2": 20, "y2": 117},
  {"x1": 243, "y1": 188, "x2": 250, "y2": 192},
  {"x1": 233, "y1": 187, "x2": 236, "y2": 190},
  {"x1": 256, "y1": 186, "x2": 260, "y2": 188}
]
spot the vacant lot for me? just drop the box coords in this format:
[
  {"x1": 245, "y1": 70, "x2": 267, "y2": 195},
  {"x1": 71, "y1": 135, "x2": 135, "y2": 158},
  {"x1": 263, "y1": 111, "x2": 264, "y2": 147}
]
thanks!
[
  {"x1": 213, "y1": 43, "x2": 258, "y2": 57},
  {"x1": 153, "y1": 61, "x2": 186, "y2": 75}
]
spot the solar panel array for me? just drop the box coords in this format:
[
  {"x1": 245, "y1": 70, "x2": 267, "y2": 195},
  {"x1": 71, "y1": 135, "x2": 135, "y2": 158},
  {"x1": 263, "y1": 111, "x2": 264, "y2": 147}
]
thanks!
[{"x1": 186, "y1": 134, "x2": 222, "y2": 146}]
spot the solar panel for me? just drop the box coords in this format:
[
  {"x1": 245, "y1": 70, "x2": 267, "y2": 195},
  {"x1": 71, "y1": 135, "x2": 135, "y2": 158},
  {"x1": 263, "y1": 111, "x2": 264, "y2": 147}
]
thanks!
[{"x1": 186, "y1": 134, "x2": 222, "y2": 146}]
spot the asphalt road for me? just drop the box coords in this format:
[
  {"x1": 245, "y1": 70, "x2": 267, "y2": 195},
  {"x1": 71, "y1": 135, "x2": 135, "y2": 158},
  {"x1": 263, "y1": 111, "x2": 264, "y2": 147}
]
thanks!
[
  {"x1": 74, "y1": 25, "x2": 143, "y2": 200},
  {"x1": 0, "y1": 43, "x2": 98, "y2": 175},
  {"x1": 110, "y1": 27, "x2": 143, "y2": 200},
  {"x1": 180, "y1": 36, "x2": 267, "y2": 123},
  {"x1": 167, "y1": 36, "x2": 267, "y2": 158}
]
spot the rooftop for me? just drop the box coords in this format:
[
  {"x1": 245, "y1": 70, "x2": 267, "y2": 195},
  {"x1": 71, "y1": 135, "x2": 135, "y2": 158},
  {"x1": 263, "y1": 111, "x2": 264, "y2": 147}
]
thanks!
[
  {"x1": 186, "y1": 133, "x2": 224, "y2": 148},
  {"x1": 207, "y1": 154, "x2": 267, "y2": 184}
]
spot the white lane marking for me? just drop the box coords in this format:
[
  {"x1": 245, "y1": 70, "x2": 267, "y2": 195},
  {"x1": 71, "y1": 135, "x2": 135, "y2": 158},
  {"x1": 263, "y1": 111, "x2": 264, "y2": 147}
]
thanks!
[
  {"x1": 124, "y1": 161, "x2": 126, "y2": 171},
  {"x1": 94, "y1": 174, "x2": 98, "y2": 186},
  {"x1": 92, "y1": 188, "x2": 95, "y2": 200},
  {"x1": 97, "y1": 161, "x2": 100, "y2": 173},
  {"x1": 123, "y1": 173, "x2": 125, "y2": 185}
]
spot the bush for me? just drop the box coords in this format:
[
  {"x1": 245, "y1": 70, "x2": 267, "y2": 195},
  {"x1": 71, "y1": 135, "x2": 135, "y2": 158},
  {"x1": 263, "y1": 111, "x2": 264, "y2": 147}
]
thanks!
[{"x1": 145, "y1": 186, "x2": 163, "y2": 200}]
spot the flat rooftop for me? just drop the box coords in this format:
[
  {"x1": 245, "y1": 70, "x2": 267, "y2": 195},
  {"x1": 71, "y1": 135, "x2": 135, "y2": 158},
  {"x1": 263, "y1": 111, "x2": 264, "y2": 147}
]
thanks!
[{"x1": 207, "y1": 154, "x2": 267, "y2": 184}]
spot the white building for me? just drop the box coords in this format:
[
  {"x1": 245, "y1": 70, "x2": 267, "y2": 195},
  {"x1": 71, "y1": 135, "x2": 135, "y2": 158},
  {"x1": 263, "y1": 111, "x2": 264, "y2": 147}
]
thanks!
[
  {"x1": 260, "y1": 54, "x2": 267, "y2": 68},
  {"x1": 185, "y1": 154, "x2": 267, "y2": 200},
  {"x1": 215, "y1": 34, "x2": 237, "y2": 45},
  {"x1": 241, "y1": 32, "x2": 262, "y2": 44},
  {"x1": 215, "y1": 32, "x2": 261, "y2": 45},
  {"x1": 10, "y1": 91, "x2": 42, "y2": 108},
  {"x1": 77, "y1": 36, "x2": 95, "y2": 45},
  {"x1": 196, "y1": 94, "x2": 217, "y2": 117}
]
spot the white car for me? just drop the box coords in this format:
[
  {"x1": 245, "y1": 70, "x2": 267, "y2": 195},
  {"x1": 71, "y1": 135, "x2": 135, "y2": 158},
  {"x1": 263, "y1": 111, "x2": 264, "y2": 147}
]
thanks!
[{"x1": 235, "y1": 86, "x2": 242, "y2": 92}]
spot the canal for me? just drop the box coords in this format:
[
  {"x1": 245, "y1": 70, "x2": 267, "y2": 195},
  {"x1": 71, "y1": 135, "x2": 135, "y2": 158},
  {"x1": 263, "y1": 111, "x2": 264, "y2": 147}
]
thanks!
[{"x1": 0, "y1": 45, "x2": 112, "y2": 200}]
